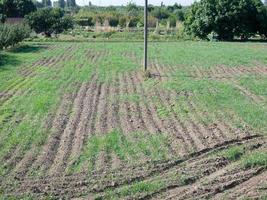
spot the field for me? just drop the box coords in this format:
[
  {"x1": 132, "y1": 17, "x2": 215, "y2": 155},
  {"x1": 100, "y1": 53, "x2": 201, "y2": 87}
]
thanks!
[{"x1": 0, "y1": 41, "x2": 266, "y2": 199}]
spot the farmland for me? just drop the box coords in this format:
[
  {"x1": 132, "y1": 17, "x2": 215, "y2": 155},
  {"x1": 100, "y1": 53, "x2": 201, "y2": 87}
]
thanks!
[{"x1": 0, "y1": 41, "x2": 266, "y2": 199}]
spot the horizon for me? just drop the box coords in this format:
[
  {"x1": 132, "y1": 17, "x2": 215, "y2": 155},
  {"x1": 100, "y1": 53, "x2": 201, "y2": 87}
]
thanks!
[
  {"x1": 46, "y1": 0, "x2": 196, "y2": 6},
  {"x1": 76, "y1": 0, "x2": 195, "y2": 6}
]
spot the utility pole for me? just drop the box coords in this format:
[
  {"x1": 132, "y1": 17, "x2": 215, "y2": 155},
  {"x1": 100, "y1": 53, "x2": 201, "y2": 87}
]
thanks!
[{"x1": 144, "y1": 0, "x2": 148, "y2": 71}]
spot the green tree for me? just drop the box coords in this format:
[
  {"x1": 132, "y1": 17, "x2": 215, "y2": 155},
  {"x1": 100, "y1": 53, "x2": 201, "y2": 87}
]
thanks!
[
  {"x1": 126, "y1": 2, "x2": 140, "y2": 28},
  {"x1": 1, "y1": 0, "x2": 36, "y2": 17},
  {"x1": 151, "y1": 7, "x2": 170, "y2": 20},
  {"x1": 42, "y1": 0, "x2": 52, "y2": 7},
  {"x1": 66, "y1": 0, "x2": 76, "y2": 7},
  {"x1": 184, "y1": 0, "x2": 267, "y2": 40},
  {"x1": 25, "y1": 8, "x2": 73, "y2": 37},
  {"x1": 32, "y1": 0, "x2": 44, "y2": 8},
  {"x1": 0, "y1": 3, "x2": 6, "y2": 22},
  {"x1": 174, "y1": 9, "x2": 184, "y2": 21},
  {"x1": 57, "y1": 0, "x2": 65, "y2": 8},
  {"x1": 126, "y1": 2, "x2": 139, "y2": 18}
]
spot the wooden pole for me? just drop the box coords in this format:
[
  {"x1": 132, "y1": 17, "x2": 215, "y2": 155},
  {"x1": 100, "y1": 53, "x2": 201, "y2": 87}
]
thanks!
[{"x1": 144, "y1": 0, "x2": 148, "y2": 71}]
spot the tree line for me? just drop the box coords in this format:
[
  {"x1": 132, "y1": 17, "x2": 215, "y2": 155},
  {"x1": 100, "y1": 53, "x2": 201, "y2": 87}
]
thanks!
[{"x1": 1, "y1": 0, "x2": 267, "y2": 46}]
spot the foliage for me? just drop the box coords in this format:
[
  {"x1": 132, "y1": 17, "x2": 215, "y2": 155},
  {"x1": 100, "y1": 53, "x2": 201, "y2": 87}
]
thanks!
[
  {"x1": 174, "y1": 9, "x2": 185, "y2": 22},
  {"x1": 32, "y1": 0, "x2": 44, "y2": 8},
  {"x1": 66, "y1": 0, "x2": 76, "y2": 7},
  {"x1": 42, "y1": 0, "x2": 52, "y2": 7},
  {"x1": 151, "y1": 7, "x2": 170, "y2": 20},
  {"x1": 0, "y1": 3, "x2": 6, "y2": 23},
  {"x1": 0, "y1": 0, "x2": 36, "y2": 17},
  {"x1": 126, "y1": 2, "x2": 139, "y2": 18},
  {"x1": 107, "y1": 15, "x2": 119, "y2": 27},
  {"x1": 74, "y1": 17, "x2": 94, "y2": 26},
  {"x1": 73, "y1": 3, "x2": 185, "y2": 29},
  {"x1": 58, "y1": 0, "x2": 65, "y2": 8},
  {"x1": 25, "y1": 8, "x2": 74, "y2": 37},
  {"x1": 0, "y1": 23, "x2": 31, "y2": 49},
  {"x1": 184, "y1": 0, "x2": 267, "y2": 40}
]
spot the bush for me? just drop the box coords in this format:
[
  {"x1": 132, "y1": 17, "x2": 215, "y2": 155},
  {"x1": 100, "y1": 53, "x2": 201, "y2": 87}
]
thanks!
[
  {"x1": 0, "y1": 23, "x2": 31, "y2": 49},
  {"x1": 108, "y1": 15, "x2": 119, "y2": 27}
]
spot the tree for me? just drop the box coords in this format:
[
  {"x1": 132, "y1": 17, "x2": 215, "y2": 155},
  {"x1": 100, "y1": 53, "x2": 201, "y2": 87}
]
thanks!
[
  {"x1": 126, "y1": 2, "x2": 140, "y2": 28},
  {"x1": 167, "y1": 3, "x2": 182, "y2": 12},
  {"x1": 0, "y1": 3, "x2": 6, "y2": 22},
  {"x1": 25, "y1": 8, "x2": 74, "y2": 37},
  {"x1": 126, "y1": 2, "x2": 139, "y2": 18},
  {"x1": 66, "y1": 0, "x2": 76, "y2": 7},
  {"x1": 32, "y1": 0, "x2": 44, "y2": 8},
  {"x1": 42, "y1": 0, "x2": 52, "y2": 7},
  {"x1": 1, "y1": 0, "x2": 36, "y2": 18},
  {"x1": 58, "y1": 0, "x2": 65, "y2": 8},
  {"x1": 174, "y1": 9, "x2": 184, "y2": 21},
  {"x1": 151, "y1": 7, "x2": 170, "y2": 20},
  {"x1": 184, "y1": 0, "x2": 267, "y2": 40}
]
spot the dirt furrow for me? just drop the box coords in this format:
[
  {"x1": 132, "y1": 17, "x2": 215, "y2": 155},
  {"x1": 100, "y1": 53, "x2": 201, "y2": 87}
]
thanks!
[
  {"x1": 116, "y1": 73, "x2": 136, "y2": 134},
  {"x1": 4, "y1": 136, "x2": 263, "y2": 199},
  {"x1": 153, "y1": 62, "x2": 195, "y2": 154},
  {"x1": 80, "y1": 81, "x2": 103, "y2": 172},
  {"x1": 167, "y1": 91, "x2": 206, "y2": 151},
  {"x1": 47, "y1": 82, "x2": 89, "y2": 175},
  {"x1": 86, "y1": 82, "x2": 102, "y2": 136},
  {"x1": 27, "y1": 86, "x2": 81, "y2": 176},
  {"x1": 112, "y1": 73, "x2": 122, "y2": 132},
  {"x1": 129, "y1": 72, "x2": 151, "y2": 132},
  {"x1": 190, "y1": 98, "x2": 229, "y2": 141},
  {"x1": 150, "y1": 62, "x2": 190, "y2": 155},
  {"x1": 94, "y1": 82, "x2": 110, "y2": 135},
  {"x1": 133, "y1": 70, "x2": 179, "y2": 155},
  {"x1": 157, "y1": 62, "x2": 202, "y2": 152},
  {"x1": 166, "y1": 167, "x2": 265, "y2": 200},
  {"x1": 215, "y1": 107, "x2": 249, "y2": 140},
  {"x1": 186, "y1": 100, "x2": 223, "y2": 144},
  {"x1": 215, "y1": 170, "x2": 267, "y2": 199},
  {"x1": 91, "y1": 81, "x2": 110, "y2": 172},
  {"x1": 66, "y1": 75, "x2": 98, "y2": 170}
]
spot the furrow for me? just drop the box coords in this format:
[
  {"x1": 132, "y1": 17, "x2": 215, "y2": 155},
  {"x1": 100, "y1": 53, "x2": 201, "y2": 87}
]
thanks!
[
  {"x1": 48, "y1": 82, "x2": 89, "y2": 175},
  {"x1": 67, "y1": 75, "x2": 98, "y2": 170},
  {"x1": 28, "y1": 90, "x2": 79, "y2": 176},
  {"x1": 5, "y1": 136, "x2": 263, "y2": 198},
  {"x1": 127, "y1": 72, "x2": 149, "y2": 132}
]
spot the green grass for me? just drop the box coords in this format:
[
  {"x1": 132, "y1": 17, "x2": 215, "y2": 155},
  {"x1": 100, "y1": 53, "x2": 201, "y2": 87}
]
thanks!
[
  {"x1": 69, "y1": 130, "x2": 170, "y2": 173},
  {"x1": 242, "y1": 152, "x2": 267, "y2": 169},
  {"x1": 223, "y1": 146, "x2": 245, "y2": 161}
]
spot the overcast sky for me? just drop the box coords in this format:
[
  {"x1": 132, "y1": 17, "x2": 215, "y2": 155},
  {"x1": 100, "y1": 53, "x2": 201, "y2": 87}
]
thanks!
[{"x1": 75, "y1": 0, "x2": 196, "y2": 6}]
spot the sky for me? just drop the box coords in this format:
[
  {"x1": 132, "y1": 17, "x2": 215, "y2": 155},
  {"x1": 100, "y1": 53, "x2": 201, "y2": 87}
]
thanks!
[{"x1": 75, "y1": 0, "x2": 196, "y2": 6}]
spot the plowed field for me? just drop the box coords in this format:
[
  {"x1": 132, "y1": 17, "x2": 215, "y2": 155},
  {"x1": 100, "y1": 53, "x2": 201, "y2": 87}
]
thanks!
[{"x1": 0, "y1": 42, "x2": 266, "y2": 199}]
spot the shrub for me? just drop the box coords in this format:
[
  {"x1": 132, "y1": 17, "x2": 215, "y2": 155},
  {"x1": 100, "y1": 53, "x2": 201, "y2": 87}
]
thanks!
[
  {"x1": 0, "y1": 23, "x2": 31, "y2": 49},
  {"x1": 108, "y1": 15, "x2": 119, "y2": 27}
]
